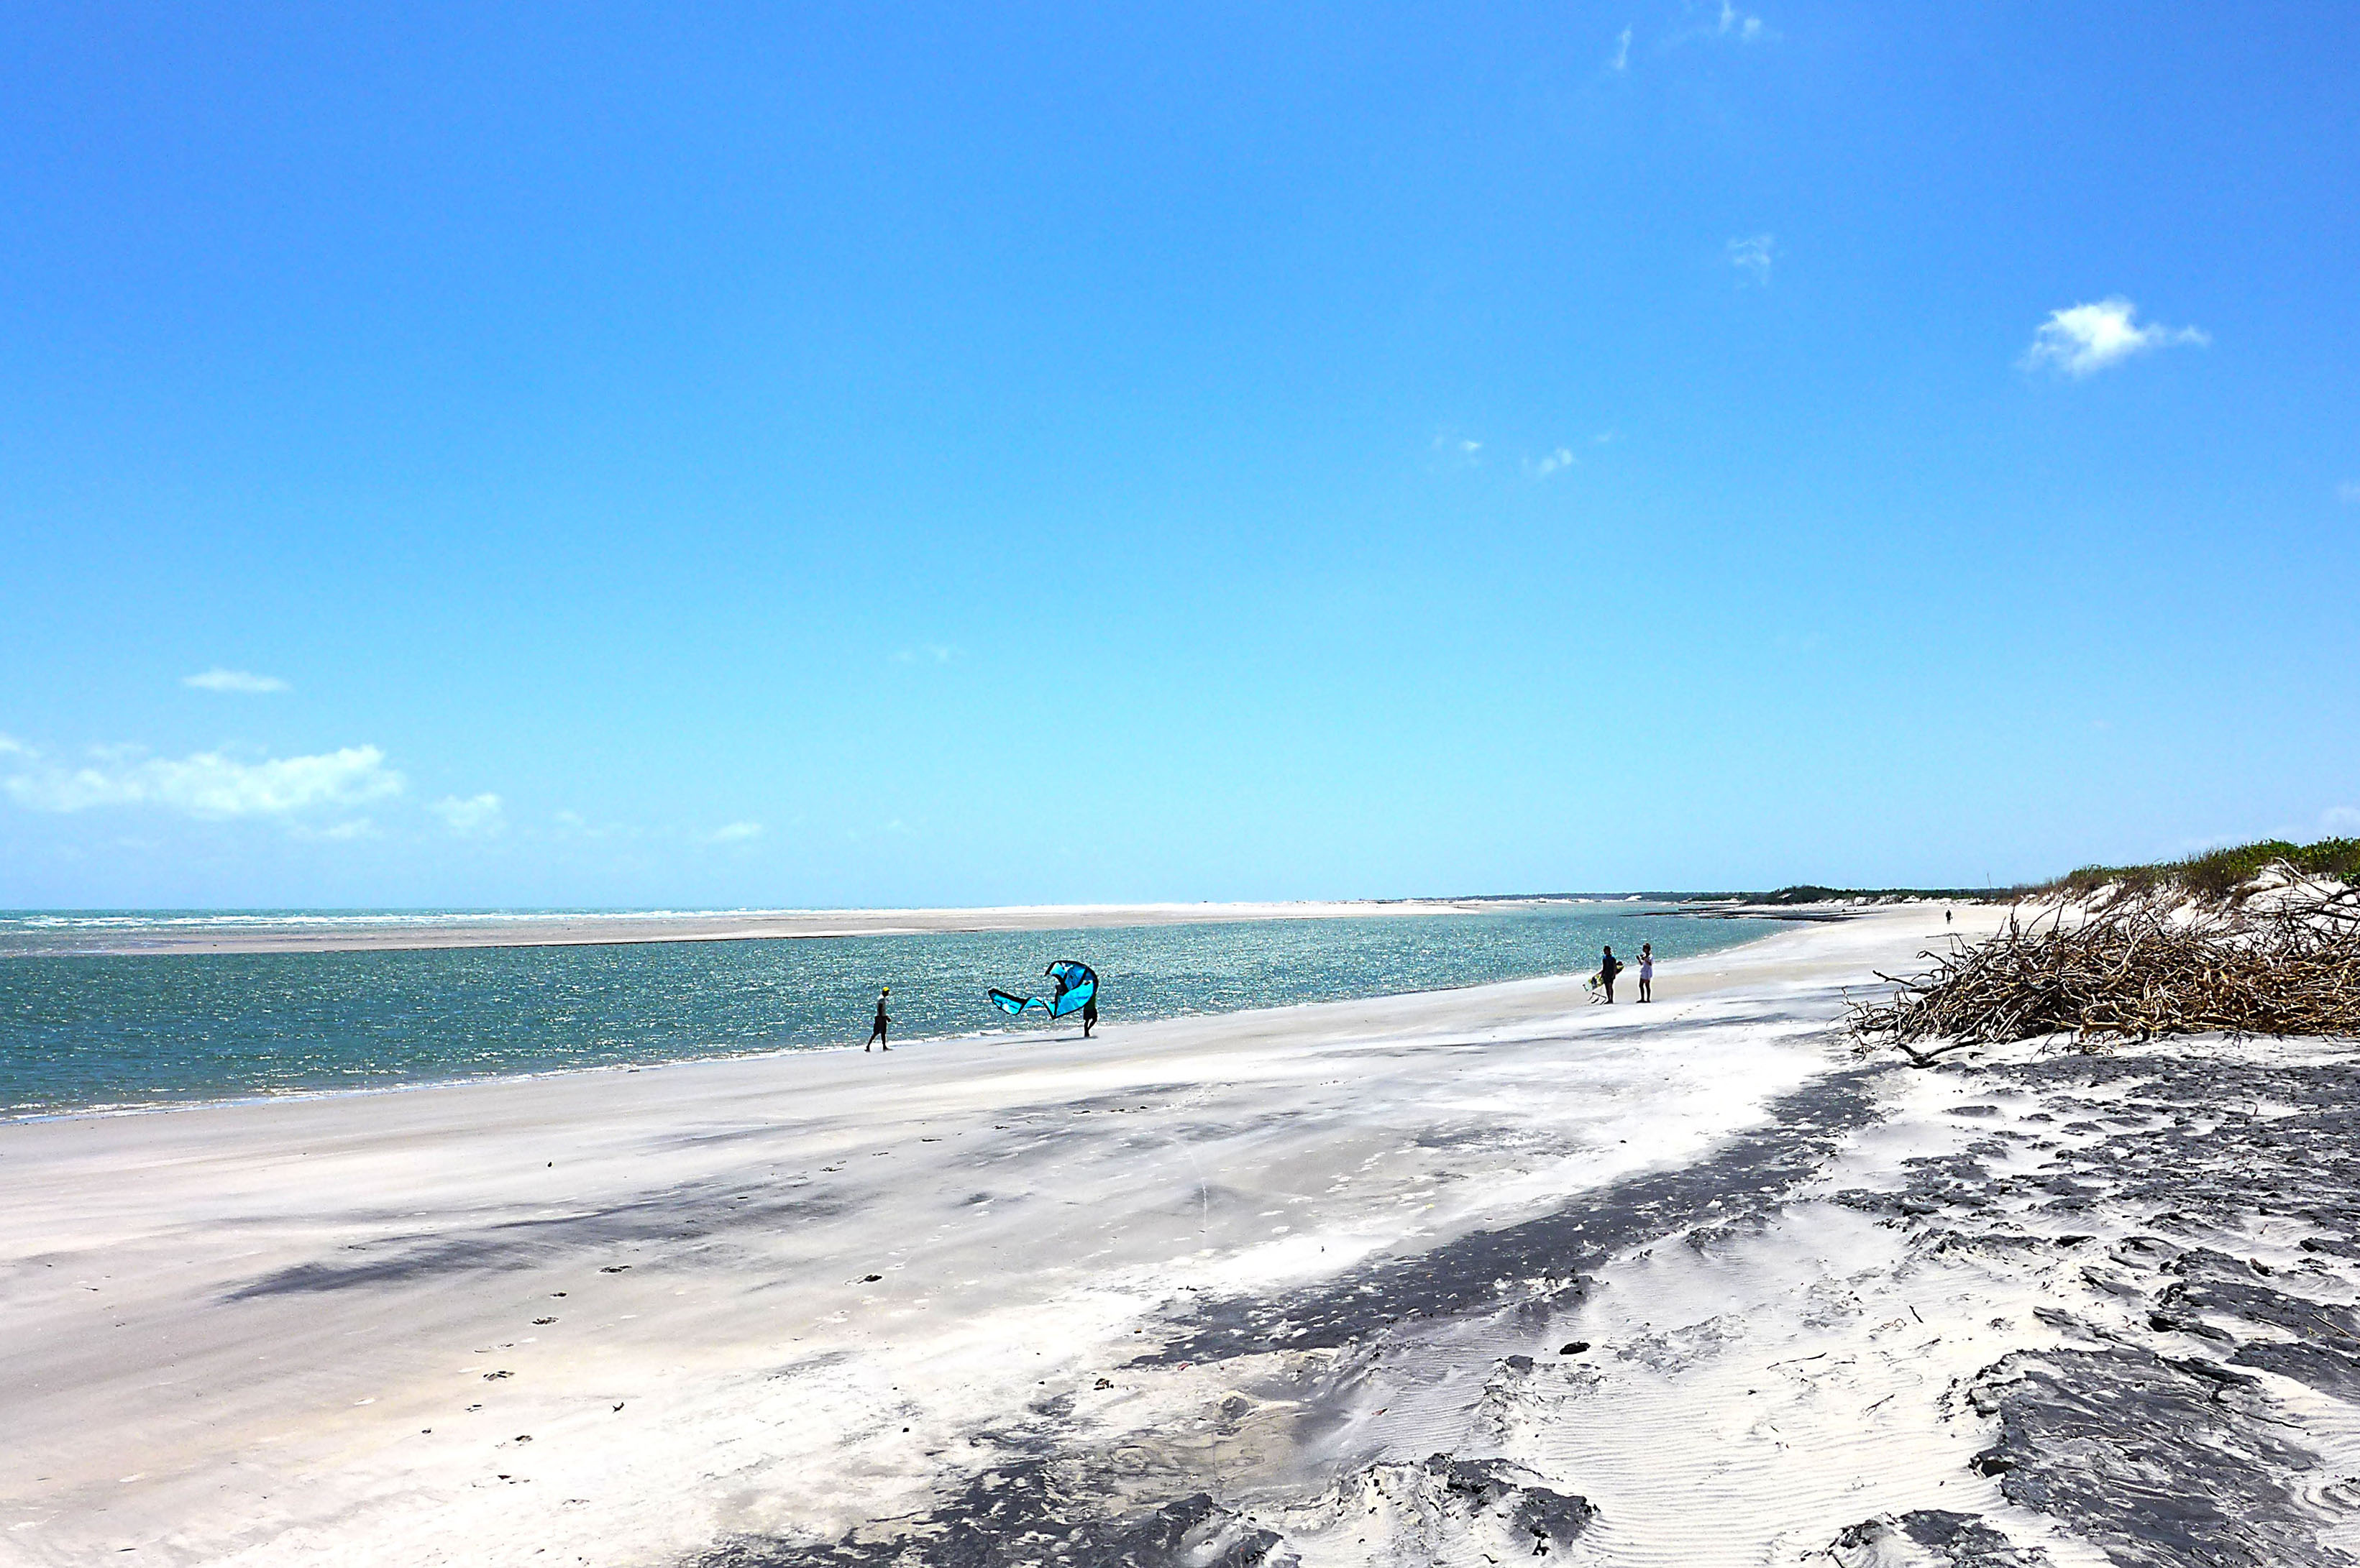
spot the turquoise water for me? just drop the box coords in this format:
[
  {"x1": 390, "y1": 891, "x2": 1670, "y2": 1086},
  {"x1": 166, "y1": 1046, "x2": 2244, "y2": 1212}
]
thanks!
[{"x1": 0, "y1": 905, "x2": 1762, "y2": 1118}]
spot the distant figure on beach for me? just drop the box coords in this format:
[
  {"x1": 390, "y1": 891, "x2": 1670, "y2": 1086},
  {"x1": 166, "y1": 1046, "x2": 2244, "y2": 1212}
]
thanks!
[
  {"x1": 1638, "y1": 943, "x2": 1654, "y2": 1003},
  {"x1": 1598, "y1": 945, "x2": 1623, "y2": 1004},
  {"x1": 866, "y1": 988, "x2": 891, "y2": 1052},
  {"x1": 1946, "y1": 908, "x2": 1953, "y2": 926},
  {"x1": 1081, "y1": 996, "x2": 1098, "y2": 1038}
]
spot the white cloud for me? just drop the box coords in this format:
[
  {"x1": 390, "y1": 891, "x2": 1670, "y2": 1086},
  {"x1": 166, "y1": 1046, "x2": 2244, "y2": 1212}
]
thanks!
[
  {"x1": 891, "y1": 644, "x2": 958, "y2": 666},
  {"x1": 1527, "y1": 447, "x2": 1578, "y2": 479},
  {"x1": 183, "y1": 669, "x2": 290, "y2": 694},
  {"x1": 1430, "y1": 433, "x2": 1484, "y2": 469},
  {"x1": 1727, "y1": 234, "x2": 1775, "y2": 284},
  {"x1": 432, "y1": 793, "x2": 505, "y2": 835},
  {"x1": 703, "y1": 820, "x2": 764, "y2": 844},
  {"x1": 1718, "y1": 1, "x2": 1765, "y2": 40},
  {"x1": 2337, "y1": 481, "x2": 2360, "y2": 505},
  {"x1": 292, "y1": 818, "x2": 380, "y2": 842},
  {"x1": 2021, "y1": 297, "x2": 2209, "y2": 377},
  {"x1": 1610, "y1": 25, "x2": 1632, "y2": 69},
  {"x1": 550, "y1": 809, "x2": 635, "y2": 841},
  {"x1": 0, "y1": 733, "x2": 30, "y2": 758},
  {"x1": 3, "y1": 743, "x2": 404, "y2": 819},
  {"x1": 2323, "y1": 806, "x2": 2360, "y2": 833}
]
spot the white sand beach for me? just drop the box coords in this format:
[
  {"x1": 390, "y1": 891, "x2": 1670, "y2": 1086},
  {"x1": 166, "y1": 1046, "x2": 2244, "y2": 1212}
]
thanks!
[{"x1": 8, "y1": 905, "x2": 2359, "y2": 1567}]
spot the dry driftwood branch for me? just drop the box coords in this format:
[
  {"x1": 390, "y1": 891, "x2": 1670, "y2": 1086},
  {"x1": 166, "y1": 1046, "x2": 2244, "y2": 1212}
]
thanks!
[{"x1": 1851, "y1": 873, "x2": 2360, "y2": 1062}]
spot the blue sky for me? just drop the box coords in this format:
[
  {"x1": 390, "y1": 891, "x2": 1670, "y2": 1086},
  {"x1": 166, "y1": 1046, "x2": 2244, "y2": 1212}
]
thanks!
[{"x1": 3, "y1": 4, "x2": 2355, "y2": 907}]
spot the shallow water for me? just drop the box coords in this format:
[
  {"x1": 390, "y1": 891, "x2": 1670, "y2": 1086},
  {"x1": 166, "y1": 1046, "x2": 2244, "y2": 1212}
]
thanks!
[{"x1": 0, "y1": 904, "x2": 1760, "y2": 1117}]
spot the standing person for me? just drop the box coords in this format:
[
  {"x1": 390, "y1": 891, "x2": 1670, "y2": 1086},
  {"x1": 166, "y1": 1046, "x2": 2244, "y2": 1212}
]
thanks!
[
  {"x1": 866, "y1": 987, "x2": 891, "y2": 1052},
  {"x1": 1637, "y1": 943, "x2": 1655, "y2": 1003},
  {"x1": 1598, "y1": 945, "x2": 1623, "y2": 1004},
  {"x1": 1081, "y1": 995, "x2": 1098, "y2": 1038}
]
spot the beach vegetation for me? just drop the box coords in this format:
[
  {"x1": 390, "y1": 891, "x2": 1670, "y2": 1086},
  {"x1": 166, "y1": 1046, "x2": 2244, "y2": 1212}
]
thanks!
[{"x1": 2044, "y1": 837, "x2": 2360, "y2": 903}]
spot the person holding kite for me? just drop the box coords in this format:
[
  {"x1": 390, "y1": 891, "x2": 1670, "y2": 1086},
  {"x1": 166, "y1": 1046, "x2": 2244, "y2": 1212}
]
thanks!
[{"x1": 988, "y1": 960, "x2": 1099, "y2": 1032}]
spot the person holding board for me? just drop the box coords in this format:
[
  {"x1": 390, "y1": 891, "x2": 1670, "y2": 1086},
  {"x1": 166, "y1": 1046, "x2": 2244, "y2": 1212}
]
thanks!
[{"x1": 1596, "y1": 945, "x2": 1624, "y2": 1004}]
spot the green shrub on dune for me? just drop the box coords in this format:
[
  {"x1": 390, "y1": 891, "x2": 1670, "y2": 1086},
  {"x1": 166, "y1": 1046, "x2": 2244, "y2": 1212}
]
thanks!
[{"x1": 2049, "y1": 837, "x2": 2360, "y2": 902}]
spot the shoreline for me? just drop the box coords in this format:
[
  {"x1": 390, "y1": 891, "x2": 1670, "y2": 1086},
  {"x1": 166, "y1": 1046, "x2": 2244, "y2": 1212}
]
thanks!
[
  {"x1": 9, "y1": 891, "x2": 1793, "y2": 1127},
  {"x1": 0, "y1": 970, "x2": 1677, "y2": 1129},
  {"x1": 14, "y1": 904, "x2": 2343, "y2": 1565}
]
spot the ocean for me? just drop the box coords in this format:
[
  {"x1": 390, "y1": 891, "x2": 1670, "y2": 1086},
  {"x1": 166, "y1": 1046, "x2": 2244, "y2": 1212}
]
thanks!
[{"x1": 0, "y1": 903, "x2": 1764, "y2": 1118}]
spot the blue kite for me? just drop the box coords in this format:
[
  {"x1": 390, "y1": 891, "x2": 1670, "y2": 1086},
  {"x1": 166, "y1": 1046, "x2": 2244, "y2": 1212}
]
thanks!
[{"x1": 988, "y1": 960, "x2": 1098, "y2": 1020}]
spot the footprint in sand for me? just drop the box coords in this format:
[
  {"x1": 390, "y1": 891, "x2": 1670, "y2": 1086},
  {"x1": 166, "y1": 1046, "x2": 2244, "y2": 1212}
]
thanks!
[{"x1": 534, "y1": 1317, "x2": 557, "y2": 1325}]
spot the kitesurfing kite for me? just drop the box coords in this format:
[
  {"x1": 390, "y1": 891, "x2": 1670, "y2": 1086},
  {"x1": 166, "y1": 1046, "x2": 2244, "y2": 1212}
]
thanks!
[{"x1": 988, "y1": 960, "x2": 1097, "y2": 1019}]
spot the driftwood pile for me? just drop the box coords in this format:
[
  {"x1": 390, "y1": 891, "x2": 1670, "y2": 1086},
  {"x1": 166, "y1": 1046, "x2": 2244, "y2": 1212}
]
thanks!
[{"x1": 1852, "y1": 877, "x2": 2360, "y2": 1065}]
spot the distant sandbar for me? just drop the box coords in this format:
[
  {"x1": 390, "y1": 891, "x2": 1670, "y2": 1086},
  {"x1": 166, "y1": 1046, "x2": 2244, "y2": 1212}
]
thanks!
[{"x1": 24, "y1": 898, "x2": 1563, "y2": 956}]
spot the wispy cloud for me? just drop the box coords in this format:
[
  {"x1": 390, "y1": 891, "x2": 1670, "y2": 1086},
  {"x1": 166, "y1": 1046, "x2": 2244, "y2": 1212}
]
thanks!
[
  {"x1": 2021, "y1": 297, "x2": 2209, "y2": 378},
  {"x1": 1526, "y1": 447, "x2": 1578, "y2": 480},
  {"x1": 2, "y1": 742, "x2": 403, "y2": 818},
  {"x1": 2337, "y1": 481, "x2": 2360, "y2": 505},
  {"x1": 431, "y1": 792, "x2": 504, "y2": 835},
  {"x1": 550, "y1": 809, "x2": 636, "y2": 842},
  {"x1": 183, "y1": 668, "x2": 290, "y2": 694},
  {"x1": 1727, "y1": 234, "x2": 1775, "y2": 285},
  {"x1": 1609, "y1": 25, "x2": 1632, "y2": 70},
  {"x1": 1661, "y1": 1, "x2": 1773, "y2": 52},
  {"x1": 891, "y1": 644, "x2": 959, "y2": 666},
  {"x1": 293, "y1": 817, "x2": 380, "y2": 842},
  {"x1": 703, "y1": 820, "x2": 764, "y2": 844},
  {"x1": 1430, "y1": 433, "x2": 1484, "y2": 470}
]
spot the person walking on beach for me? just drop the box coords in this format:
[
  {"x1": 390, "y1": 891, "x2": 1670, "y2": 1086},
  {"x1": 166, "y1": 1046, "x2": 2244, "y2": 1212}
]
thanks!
[
  {"x1": 866, "y1": 987, "x2": 891, "y2": 1052},
  {"x1": 1637, "y1": 943, "x2": 1655, "y2": 1003},
  {"x1": 1081, "y1": 995, "x2": 1098, "y2": 1038},
  {"x1": 1597, "y1": 945, "x2": 1623, "y2": 1004}
]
